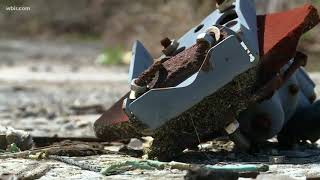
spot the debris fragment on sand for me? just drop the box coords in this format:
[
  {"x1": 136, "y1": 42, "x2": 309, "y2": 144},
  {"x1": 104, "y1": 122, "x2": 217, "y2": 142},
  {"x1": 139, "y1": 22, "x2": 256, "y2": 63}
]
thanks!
[{"x1": 0, "y1": 126, "x2": 33, "y2": 151}]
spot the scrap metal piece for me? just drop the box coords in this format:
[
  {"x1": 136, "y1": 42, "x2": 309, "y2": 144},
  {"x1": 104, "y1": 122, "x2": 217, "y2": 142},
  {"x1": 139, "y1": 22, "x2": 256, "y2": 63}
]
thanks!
[
  {"x1": 128, "y1": 41, "x2": 154, "y2": 84},
  {"x1": 94, "y1": 93, "x2": 137, "y2": 141},
  {"x1": 162, "y1": 40, "x2": 179, "y2": 56},
  {"x1": 225, "y1": 120, "x2": 251, "y2": 150},
  {"x1": 278, "y1": 100, "x2": 320, "y2": 146},
  {"x1": 160, "y1": 37, "x2": 172, "y2": 49},
  {"x1": 296, "y1": 68, "x2": 317, "y2": 103},
  {"x1": 239, "y1": 52, "x2": 312, "y2": 142},
  {"x1": 125, "y1": 0, "x2": 259, "y2": 129},
  {"x1": 129, "y1": 78, "x2": 147, "y2": 100},
  {"x1": 258, "y1": 4, "x2": 319, "y2": 73},
  {"x1": 206, "y1": 26, "x2": 221, "y2": 42},
  {"x1": 128, "y1": 35, "x2": 257, "y2": 129},
  {"x1": 229, "y1": 129, "x2": 251, "y2": 151},
  {"x1": 196, "y1": 33, "x2": 216, "y2": 47},
  {"x1": 177, "y1": 0, "x2": 259, "y2": 58},
  {"x1": 225, "y1": 120, "x2": 240, "y2": 135},
  {"x1": 93, "y1": 2, "x2": 319, "y2": 156}
]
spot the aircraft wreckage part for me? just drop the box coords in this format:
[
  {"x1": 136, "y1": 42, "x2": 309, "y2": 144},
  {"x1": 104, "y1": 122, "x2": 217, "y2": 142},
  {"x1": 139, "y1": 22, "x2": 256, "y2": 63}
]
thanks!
[
  {"x1": 238, "y1": 53, "x2": 314, "y2": 142},
  {"x1": 93, "y1": 93, "x2": 145, "y2": 141},
  {"x1": 257, "y1": 4, "x2": 320, "y2": 74},
  {"x1": 278, "y1": 100, "x2": 320, "y2": 146},
  {"x1": 125, "y1": 0, "x2": 259, "y2": 130},
  {"x1": 127, "y1": 35, "x2": 258, "y2": 129},
  {"x1": 93, "y1": 3, "x2": 320, "y2": 159},
  {"x1": 143, "y1": 49, "x2": 309, "y2": 160},
  {"x1": 239, "y1": 91, "x2": 285, "y2": 142},
  {"x1": 128, "y1": 41, "x2": 154, "y2": 84},
  {"x1": 147, "y1": 48, "x2": 315, "y2": 160},
  {"x1": 175, "y1": 0, "x2": 259, "y2": 57},
  {"x1": 147, "y1": 67, "x2": 259, "y2": 161}
]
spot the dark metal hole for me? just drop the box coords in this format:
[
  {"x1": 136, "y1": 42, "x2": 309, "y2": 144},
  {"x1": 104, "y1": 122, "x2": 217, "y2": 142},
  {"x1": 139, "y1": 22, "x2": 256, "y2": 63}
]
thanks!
[
  {"x1": 194, "y1": 24, "x2": 204, "y2": 33},
  {"x1": 225, "y1": 20, "x2": 238, "y2": 28},
  {"x1": 173, "y1": 46, "x2": 186, "y2": 56},
  {"x1": 218, "y1": 11, "x2": 238, "y2": 26}
]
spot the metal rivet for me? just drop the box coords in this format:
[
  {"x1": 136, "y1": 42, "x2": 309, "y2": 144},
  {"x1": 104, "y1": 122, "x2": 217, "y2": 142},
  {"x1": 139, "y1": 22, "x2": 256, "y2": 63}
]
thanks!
[
  {"x1": 160, "y1": 37, "x2": 171, "y2": 49},
  {"x1": 206, "y1": 26, "x2": 221, "y2": 42},
  {"x1": 225, "y1": 120, "x2": 239, "y2": 135},
  {"x1": 288, "y1": 84, "x2": 299, "y2": 95},
  {"x1": 309, "y1": 94, "x2": 317, "y2": 103},
  {"x1": 196, "y1": 33, "x2": 215, "y2": 47},
  {"x1": 129, "y1": 78, "x2": 147, "y2": 100},
  {"x1": 162, "y1": 40, "x2": 179, "y2": 56}
]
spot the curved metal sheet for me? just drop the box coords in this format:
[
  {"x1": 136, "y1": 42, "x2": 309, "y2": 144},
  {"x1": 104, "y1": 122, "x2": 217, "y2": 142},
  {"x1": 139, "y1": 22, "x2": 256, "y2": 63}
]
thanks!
[{"x1": 129, "y1": 36, "x2": 255, "y2": 129}]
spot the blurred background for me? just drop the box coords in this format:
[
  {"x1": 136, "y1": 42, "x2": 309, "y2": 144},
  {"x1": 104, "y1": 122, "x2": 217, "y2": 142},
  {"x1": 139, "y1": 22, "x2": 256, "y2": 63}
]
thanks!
[
  {"x1": 0, "y1": 0, "x2": 319, "y2": 138},
  {"x1": 0, "y1": 0, "x2": 319, "y2": 69}
]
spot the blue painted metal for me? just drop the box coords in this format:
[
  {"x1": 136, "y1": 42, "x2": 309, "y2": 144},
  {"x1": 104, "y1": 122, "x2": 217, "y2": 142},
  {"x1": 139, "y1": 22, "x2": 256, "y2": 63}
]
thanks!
[
  {"x1": 176, "y1": 0, "x2": 259, "y2": 58},
  {"x1": 124, "y1": 0, "x2": 260, "y2": 129},
  {"x1": 296, "y1": 67, "x2": 317, "y2": 99},
  {"x1": 129, "y1": 35, "x2": 256, "y2": 129},
  {"x1": 235, "y1": 0, "x2": 259, "y2": 56},
  {"x1": 128, "y1": 40, "x2": 153, "y2": 84},
  {"x1": 123, "y1": 0, "x2": 318, "y2": 139}
]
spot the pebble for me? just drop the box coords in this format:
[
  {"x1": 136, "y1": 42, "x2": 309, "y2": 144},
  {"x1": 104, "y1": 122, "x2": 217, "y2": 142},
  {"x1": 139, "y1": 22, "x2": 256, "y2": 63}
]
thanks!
[
  {"x1": 63, "y1": 123, "x2": 75, "y2": 130},
  {"x1": 127, "y1": 138, "x2": 143, "y2": 151}
]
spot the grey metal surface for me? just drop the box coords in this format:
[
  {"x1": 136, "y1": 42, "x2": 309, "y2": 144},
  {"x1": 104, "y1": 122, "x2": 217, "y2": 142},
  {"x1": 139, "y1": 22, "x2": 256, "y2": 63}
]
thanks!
[
  {"x1": 128, "y1": 41, "x2": 153, "y2": 84},
  {"x1": 125, "y1": 0, "x2": 260, "y2": 129},
  {"x1": 128, "y1": 35, "x2": 255, "y2": 129},
  {"x1": 176, "y1": 0, "x2": 259, "y2": 58}
]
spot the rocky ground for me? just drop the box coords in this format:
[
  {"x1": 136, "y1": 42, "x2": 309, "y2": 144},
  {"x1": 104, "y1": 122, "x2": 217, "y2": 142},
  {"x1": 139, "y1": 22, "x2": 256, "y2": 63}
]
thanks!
[{"x1": 0, "y1": 38, "x2": 320, "y2": 179}]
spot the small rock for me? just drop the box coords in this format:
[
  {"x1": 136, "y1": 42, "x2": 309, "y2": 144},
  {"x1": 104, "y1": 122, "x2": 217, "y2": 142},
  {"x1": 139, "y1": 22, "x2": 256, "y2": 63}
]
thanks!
[
  {"x1": 71, "y1": 66, "x2": 79, "y2": 72},
  {"x1": 46, "y1": 112, "x2": 56, "y2": 120},
  {"x1": 30, "y1": 66, "x2": 38, "y2": 72},
  {"x1": 45, "y1": 65, "x2": 52, "y2": 72},
  {"x1": 63, "y1": 123, "x2": 75, "y2": 130},
  {"x1": 119, "y1": 138, "x2": 144, "y2": 157},
  {"x1": 56, "y1": 118, "x2": 70, "y2": 124},
  {"x1": 76, "y1": 121, "x2": 90, "y2": 128},
  {"x1": 0, "y1": 126, "x2": 33, "y2": 151},
  {"x1": 0, "y1": 173, "x2": 20, "y2": 180},
  {"x1": 127, "y1": 138, "x2": 143, "y2": 151}
]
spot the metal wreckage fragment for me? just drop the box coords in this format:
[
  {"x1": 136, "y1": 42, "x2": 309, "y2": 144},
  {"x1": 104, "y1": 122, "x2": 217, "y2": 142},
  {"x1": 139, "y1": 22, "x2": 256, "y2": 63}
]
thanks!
[{"x1": 94, "y1": 0, "x2": 320, "y2": 161}]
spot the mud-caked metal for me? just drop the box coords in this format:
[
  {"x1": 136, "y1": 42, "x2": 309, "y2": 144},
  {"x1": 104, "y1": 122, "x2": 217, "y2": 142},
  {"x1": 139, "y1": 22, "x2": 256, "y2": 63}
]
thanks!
[{"x1": 124, "y1": 0, "x2": 259, "y2": 129}]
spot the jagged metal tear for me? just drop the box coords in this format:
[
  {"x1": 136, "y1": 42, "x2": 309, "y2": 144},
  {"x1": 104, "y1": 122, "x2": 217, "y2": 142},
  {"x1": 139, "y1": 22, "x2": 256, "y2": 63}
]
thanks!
[{"x1": 128, "y1": 40, "x2": 153, "y2": 84}]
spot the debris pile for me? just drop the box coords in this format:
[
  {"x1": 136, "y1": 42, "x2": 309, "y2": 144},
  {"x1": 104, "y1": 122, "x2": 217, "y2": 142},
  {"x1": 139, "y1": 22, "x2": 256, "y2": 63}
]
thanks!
[{"x1": 94, "y1": 0, "x2": 320, "y2": 162}]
